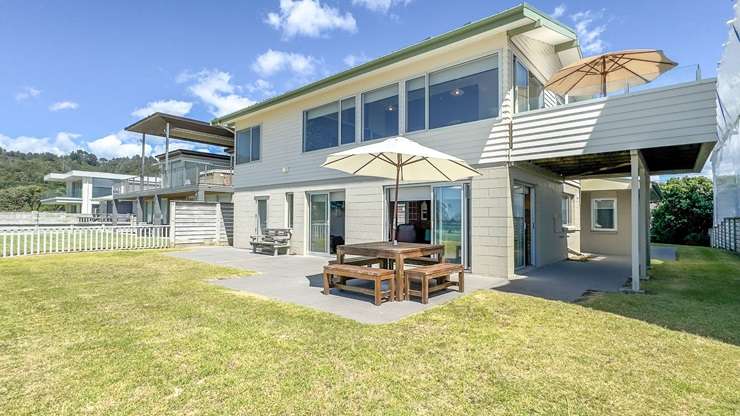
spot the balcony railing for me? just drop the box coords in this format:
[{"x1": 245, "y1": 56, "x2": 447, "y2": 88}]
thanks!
[
  {"x1": 161, "y1": 165, "x2": 233, "y2": 189},
  {"x1": 112, "y1": 178, "x2": 161, "y2": 195}
]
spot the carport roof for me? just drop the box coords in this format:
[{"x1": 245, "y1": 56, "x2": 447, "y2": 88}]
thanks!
[{"x1": 125, "y1": 113, "x2": 234, "y2": 148}]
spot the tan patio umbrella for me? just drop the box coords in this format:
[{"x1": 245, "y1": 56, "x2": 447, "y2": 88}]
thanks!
[
  {"x1": 545, "y1": 49, "x2": 678, "y2": 97},
  {"x1": 321, "y1": 136, "x2": 481, "y2": 244}
]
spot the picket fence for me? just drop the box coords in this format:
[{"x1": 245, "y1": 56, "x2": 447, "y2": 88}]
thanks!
[{"x1": 1, "y1": 224, "x2": 171, "y2": 258}]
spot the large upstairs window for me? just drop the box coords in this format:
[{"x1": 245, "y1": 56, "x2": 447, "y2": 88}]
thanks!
[
  {"x1": 405, "y1": 76, "x2": 426, "y2": 133},
  {"x1": 236, "y1": 125, "x2": 261, "y2": 164},
  {"x1": 513, "y1": 56, "x2": 545, "y2": 113},
  {"x1": 363, "y1": 84, "x2": 398, "y2": 140},
  {"x1": 429, "y1": 54, "x2": 499, "y2": 129},
  {"x1": 303, "y1": 98, "x2": 356, "y2": 152}
]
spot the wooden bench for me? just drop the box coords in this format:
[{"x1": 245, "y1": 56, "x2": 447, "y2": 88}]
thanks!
[
  {"x1": 328, "y1": 256, "x2": 384, "y2": 267},
  {"x1": 323, "y1": 264, "x2": 396, "y2": 306},
  {"x1": 404, "y1": 263, "x2": 464, "y2": 304},
  {"x1": 250, "y1": 228, "x2": 292, "y2": 256}
]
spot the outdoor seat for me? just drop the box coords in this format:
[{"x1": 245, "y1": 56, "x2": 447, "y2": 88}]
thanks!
[
  {"x1": 328, "y1": 256, "x2": 384, "y2": 267},
  {"x1": 404, "y1": 263, "x2": 464, "y2": 304},
  {"x1": 323, "y1": 264, "x2": 395, "y2": 306},
  {"x1": 250, "y1": 228, "x2": 292, "y2": 256}
]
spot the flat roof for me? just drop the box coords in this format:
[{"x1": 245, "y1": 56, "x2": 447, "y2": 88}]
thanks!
[
  {"x1": 44, "y1": 170, "x2": 136, "y2": 182},
  {"x1": 212, "y1": 3, "x2": 579, "y2": 124},
  {"x1": 154, "y1": 149, "x2": 230, "y2": 161},
  {"x1": 126, "y1": 112, "x2": 234, "y2": 148}
]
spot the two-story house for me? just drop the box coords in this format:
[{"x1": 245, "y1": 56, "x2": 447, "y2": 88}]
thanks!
[
  {"x1": 42, "y1": 170, "x2": 136, "y2": 215},
  {"x1": 210, "y1": 4, "x2": 716, "y2": 283}
]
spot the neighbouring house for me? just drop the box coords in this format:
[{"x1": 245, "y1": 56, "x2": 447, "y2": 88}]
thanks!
[
  {"x1": 98, "y1": 113, "x2": 235, "y2": 225},
  {"x1": 711, "y1": 1, "x2": 739, "y2": 251},
  {"x1": 41, "y1": 170, "x2": 136, "y2": 215},
  {"x1": 204, "y1": 3, "x2": 715, "y2": 285}
]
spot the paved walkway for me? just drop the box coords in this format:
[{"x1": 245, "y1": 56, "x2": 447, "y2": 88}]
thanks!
[
  {"x1": 167, "y1": 247, "x2": 638, "y2": 323},
  {"x1": 496, "y1": 255, "x2": 630, "y2": 302},
  {"x1": 167, "y1": 247, "x2": 508, "y2": 324}
]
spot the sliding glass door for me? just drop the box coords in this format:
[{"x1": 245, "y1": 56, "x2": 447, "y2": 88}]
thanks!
[
  {"x1": 309, "y1": 193, "x2": 328, "y2": 253},
  {"x1": 513, "y1": 183, "x2": 534, "y2": 269},
  {"x1": 432, "y1": 185, "x2": 466, "y2": 265},
  {"x1": 309, "y1": 191, "x2": 346, "y2": 254}
]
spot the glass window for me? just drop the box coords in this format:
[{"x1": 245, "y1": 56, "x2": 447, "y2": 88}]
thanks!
[
  {"x1": 304, "y1": 102, "x2": 339, "y2": 152},
  {"x1": 592, "y1": 198, "x2": 617, "y2": 231},
  {"x1": 514, "y1": 56, "x2": 545, "y2": 113},
  {"x1": 256, "y1": 198, "x2": 268, "y2": 234},
  {"x1": 406, "y1": 76, "x2": 426, "y2": 132},
  {"x1": 236, "y1": 126, "x2": 260, "y2": 164},
  {"x1": 429, "y1": 54, "x2": 499, "y2": 129},
  {"x1": 340, "y1": 98, "x2": 356, "y2": 144},
  {"x1": 286, "y1": 192, "x2": 294, "y2": 228},
  {"x1": 561, "y1": 194, "x2": 573, "y2": 226},
  {"x1": 363, "y1": 84, "x2": 399, "y2": 140}
]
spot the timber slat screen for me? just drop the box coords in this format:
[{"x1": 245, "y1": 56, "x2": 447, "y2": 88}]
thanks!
[
  {"x1": 710, "y1": 217, "x2": 739, "y2": 254},
  {"x1": 1, "y1": 225, "x2": 171, "y2": 258}
]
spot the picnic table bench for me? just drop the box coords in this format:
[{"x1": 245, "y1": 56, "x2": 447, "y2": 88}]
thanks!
[
  {"x1": 323, "y1": 264, "x2": 396, "y2": 306},
  {"x1": 250, "y1": 228, "x2": 292, "y2": 256}
]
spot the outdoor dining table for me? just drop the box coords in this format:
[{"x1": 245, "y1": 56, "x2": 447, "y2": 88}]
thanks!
[{"x1": 335, "y1": 241, "x2": 445, "y2": 301}]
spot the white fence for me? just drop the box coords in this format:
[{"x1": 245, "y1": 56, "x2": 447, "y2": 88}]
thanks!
[
  {"x1": 170, "y1": 201, "x2": 233, "y2": 246},
  {"x1": 1, "y1": 225, "x2": 171, "y2": 258}
]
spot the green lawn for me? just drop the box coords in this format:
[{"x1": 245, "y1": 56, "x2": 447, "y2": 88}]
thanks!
[{"x1": 0, "y1": 247, "x2": 738, "y2": 415}]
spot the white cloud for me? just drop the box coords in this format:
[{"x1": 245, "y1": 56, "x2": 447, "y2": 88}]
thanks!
[
  {"x1": 571, "y1": 10, "x2": 607, "y2": 54},
  {"x1": 352, "y1": 0, "x2": 410, "y2": 14},
  {"x1": 15, "y1": 86, "x2": 41, "y2": 101},
  {"x1": 252, "y1": 49, "x2": 318, "y2": 77},
  {"x1": 245, "y1": 79, "x2": 276, "y2": 97},
  {"x1": 131, "y1": 99, "x2": 193, "y2": 118},
  {"x1": 0, "y1": 131, "x2": 82, "y2": 155},
  {"x1": 265, "y1": 0, "x2": 357, "y2": 39},
  {"x1": 49, "y1": 101, "x2": 79, "y2": 111},
  {"x1": 552, "y1": 3, "x2": 566, "y2": 19},
  {"x1": 178, "y1": 69, "x2": 255, "y2": 117},
  {"x1": 343, "y1": 52, "x2": 370, "y2": 67},
  {"x1": 87, "y1": 131, "x2": 148, "y2": 159}
]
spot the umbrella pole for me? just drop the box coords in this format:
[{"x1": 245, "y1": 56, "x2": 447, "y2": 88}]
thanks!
[{"x1": 392, "y1": 156, "x2": 401, "y2": 245}]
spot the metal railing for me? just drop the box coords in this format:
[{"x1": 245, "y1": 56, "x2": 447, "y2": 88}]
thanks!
[
  {"x1": 112, "y1": 178, "x2": 161, "y2": 195},
  {"x1": 77, "y1": 213, "x2": 135, "y2": 224},
  {"x1": 1, "y1": 224, "x2": 171, "y2": 258}
]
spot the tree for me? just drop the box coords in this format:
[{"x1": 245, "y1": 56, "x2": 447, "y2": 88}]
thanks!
[
  {"x1": 0, "y1": 185, "x2": 46, "y2": 211},
  {"x1": 651, "y1": 176, "x2": 713, "y2": 246}
]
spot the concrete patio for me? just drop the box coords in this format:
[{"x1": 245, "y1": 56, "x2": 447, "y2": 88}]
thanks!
[{"x1": 166, "y1": 246, "x2": 642, "y2": 324}]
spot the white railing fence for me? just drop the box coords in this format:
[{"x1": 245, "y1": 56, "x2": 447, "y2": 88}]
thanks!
[{"x1": 1, "y1": 224, "x2": 171, "y2": 258}]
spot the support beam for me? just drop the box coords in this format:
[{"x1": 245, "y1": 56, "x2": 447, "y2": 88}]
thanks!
[
  {"x1": 630, "y1": 150, "x2": 641, "y2": 292},
  {"x1": 140, "y1": 133, "x2": 146, "y2": 189},
  {"x1": 641, "y1": 171, "x2": 651, "y2": 272},
  {"x1": 638, "y1": 164, "x2": 648, "y2": 278},
  {"x1": 164, "y1": 122, "x2": 170, "y2": 188}
]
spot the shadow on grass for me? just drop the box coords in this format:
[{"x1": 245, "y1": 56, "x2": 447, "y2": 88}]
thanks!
[{"x1": 579, "y1": 245, "x2": 740, "y2": 346}]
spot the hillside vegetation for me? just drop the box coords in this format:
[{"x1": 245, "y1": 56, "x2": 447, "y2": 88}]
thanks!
[{"x1": 0, "y1": 148, "x2": 158, "y2": 211}]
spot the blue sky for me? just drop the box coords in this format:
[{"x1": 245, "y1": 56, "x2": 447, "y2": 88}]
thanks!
[{"x1": 0, "y1": 0, "x2": 733, "y2": 159}]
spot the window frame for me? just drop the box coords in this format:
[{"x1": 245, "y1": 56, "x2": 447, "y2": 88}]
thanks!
[
  {"x1": 591, "y1": 197, "x2": 618, "y2": 232},
  {"x1": 285, "y1": 192, "x2": 294, "y2": 229},
  {"x1": 235, "y1": 125, "x2": 262, "y2": 165},
  {"x1": 561, "y1": 193, "x2": 576, "y2": 227},
  {"x1": 361, "y1": 83, "x2": 400, "y2": 142},
  {"x1": 512, "y1": 54, "x2": 547, "y2": 114},
  {"x1": 302, "y1": 96, "x2": 357, "y2": 153},
  {"x1": 255, "y1": 196, "x2": 269, "y2": 234}
]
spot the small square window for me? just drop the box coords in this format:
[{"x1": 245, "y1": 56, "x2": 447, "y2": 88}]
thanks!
[{"x1": 592, "y1": 198, "x2": 617, "y2": 231}]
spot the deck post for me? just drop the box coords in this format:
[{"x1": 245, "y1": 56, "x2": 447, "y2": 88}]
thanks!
[
  {"x1": 140, "y1": 133, "x2": 146, "y2": 189},
  {"x1": 164, "y1": 122, "x2": 170, "y2": 188},
  {"x1": 640, "y1": 169, "x2": 651, "y2": 273},
  {"x1": 630, "y1": 150, "x2": 641, "y2": 292}
]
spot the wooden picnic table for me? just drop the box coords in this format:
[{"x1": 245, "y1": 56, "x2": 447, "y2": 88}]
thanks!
[{"x1": 335, "y1": 242, "x2": 445, "y2": 301}]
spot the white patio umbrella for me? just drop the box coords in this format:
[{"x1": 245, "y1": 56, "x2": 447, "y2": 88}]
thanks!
[{"x1": 321, "y1": 136, "x2": 481, "y2": 243}]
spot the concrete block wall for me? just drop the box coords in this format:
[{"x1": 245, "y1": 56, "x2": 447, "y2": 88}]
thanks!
[{"x1": 471, "y1": 165, "x2": 513, "y2": 278}]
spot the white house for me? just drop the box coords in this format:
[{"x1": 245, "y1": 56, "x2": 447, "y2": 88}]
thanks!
[{"x1": 41, "y1": 170, "x2": 136, "y2": 215}]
